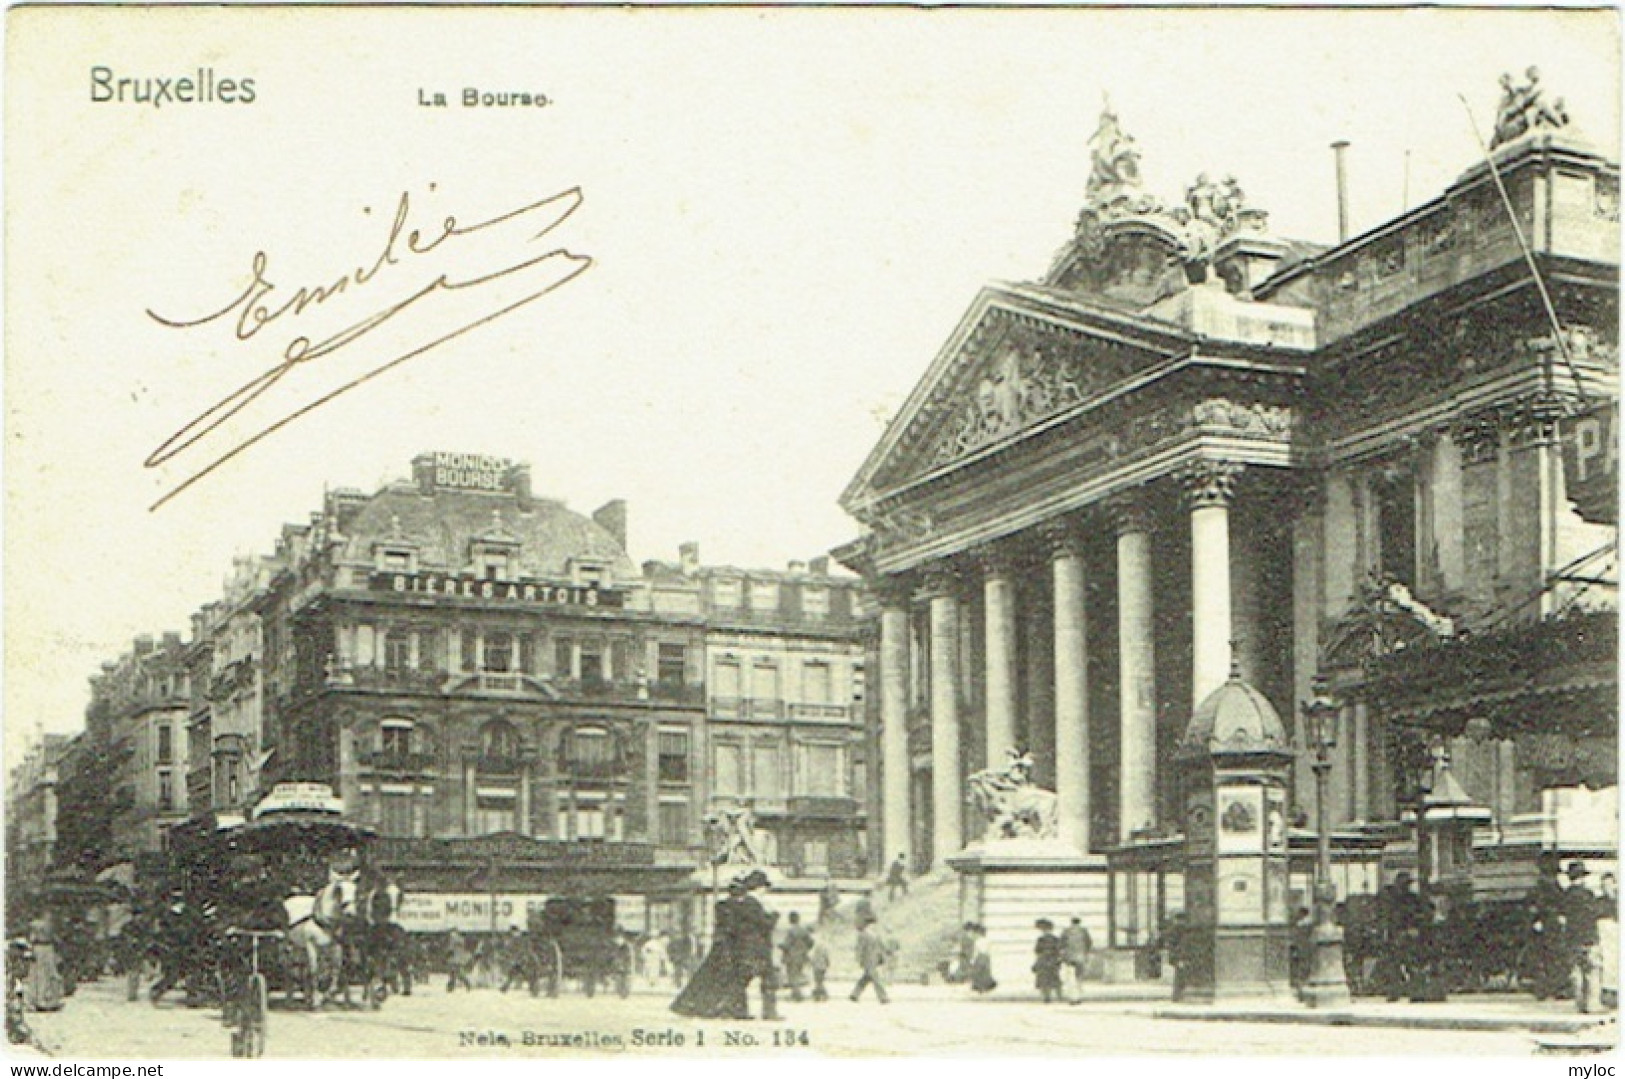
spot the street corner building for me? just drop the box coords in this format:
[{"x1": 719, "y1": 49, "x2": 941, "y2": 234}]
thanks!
[
  {"x1": 27, "y1": 451, "x2": 869, "y2": 941},
  {"x1": 835, "y1": 91, "x2": 1617, "y2": 983}
]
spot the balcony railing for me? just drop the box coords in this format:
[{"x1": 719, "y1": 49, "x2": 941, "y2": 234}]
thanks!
[
  {"x1": 787, "y1": 703, "x2": 850, "y2": 720},
  {"x1": 358, "y1": 750, "x2": 438, "y2": 776},
  {"x1": 787, "y1": 796, "x2": 861, "y2": 819},
  {"x1": 371, "y1": 835, "x2": 656, "y2": 867}
]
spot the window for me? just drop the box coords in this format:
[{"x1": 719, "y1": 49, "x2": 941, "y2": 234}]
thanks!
[
  {"x1": 380, "y1": 548, "x2": 414, "y2": 572},
  {"x1": 381, "y1": 791, "x2": 416, "y2": 836},
  {"x1": 802, "y1": 586, "x2": 829, "y2": 617},
  {"x1": 480, "y1": 553, "x2": 510, "y2": 581},
  {"x1": 461, "y1": 629, "x2": 477, "y2": 672},
  {"x1": 803, "y1": 662, "x2": 831, "y2": 704},
  {"x1": 712, "y1": 578, "x2": 741, "y2": 607},
  {"x1": 752, "y1": 742, "x2": 782, "y2": 798},
  {"x1": 749, "y1": 580, "x2": 779, "y2": 612},
  {"x1": 715, "y1": 743, "x2": 744, "y2": 796},
  {"x1": 751, "y1": 662, "x2": 780, "y2": 703},
  {"x1": 157, "y1": 724, "x2": 173, "y2": 765},
  {"x1": 658, "y1": 644, "x2": 687, "y2": 686},
  {"x1": 158, "y1": 770, "x2": 174, "y2": 811},
  {"x1": 555, "y1": 638, "x2": 574, "y2": 679},
  {"x1": 474, "y1": 788, "x2": 516, "y2": 834},
  {"x1": 714, "y1": 660, "x2": 740, "y2": 699},
  {"x1": 802, "y1": 837, "x2": 830, "y2": 873},
  {"x1": 579, "y1": 641, "x2": 604, "y2": 683},
  {"x1": 852, "y1": 663, "x2": 866, "y2": 706},
  {"x1": 802, "y1": 743, "x2": 845, "y2": 797},
  {"x1": 381, "y1": 719, "x2": 414, "y2": 758},
  {"x1": 566, "y1": 726, "x2": 615, "y2": 777},
  {"x1": 573, "y1": 796, "x2": 606, "y2": 840},
  {"x1": 226, "y1": 759, "x2": 241, "y2": 805},
  {"x1": 658, "y1": 729, "x2": 690, "y2": 783},
  {"x1": 480, "y1": 721, "x2": 519, "y2": 761},
  {"x1": 1376, "y1": 469, "x2": 1418, "y2": 589},
  {"x1": 658, "y1": 801, "x2": 689, "y2": 846},
  {"x1": 610, "y1": 639, "x2": 631, "y2": 682},
  {"x1": 518, "y1": 634, "x2": 535, "y2": 675},
  {"x1": 384, "y1": 631, "x2": 412, "y2": 671},
  {"x1": 484, "y1": 632, "x2": 514, "y2": 673}
]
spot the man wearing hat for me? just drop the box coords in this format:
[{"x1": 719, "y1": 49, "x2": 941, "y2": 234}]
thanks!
[
  {"x1": 1032, "y1": 919, "x2": 1063, "y2": 1003},
  {"x1": 1527, "y1": 854, "x2": 1570, "y2": 1001},
  {"x1": 1562, "y1": 860, "x2": 1604, "y2": 1014}
]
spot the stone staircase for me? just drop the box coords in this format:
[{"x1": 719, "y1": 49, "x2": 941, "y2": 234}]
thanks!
[{"x1": 814, "y1": 869, "x2": 963, "y2": 984}]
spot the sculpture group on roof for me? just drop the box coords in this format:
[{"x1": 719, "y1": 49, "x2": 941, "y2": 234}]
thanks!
[
  {"x1": 1491, "y1": 66, "x2": 1570, "y2": 148},
  {"x1": 1076, "y1": 99, "x2": 1265, "y2": 270}
]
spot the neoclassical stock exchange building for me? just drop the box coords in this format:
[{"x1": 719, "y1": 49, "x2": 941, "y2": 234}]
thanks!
[{"x1": 837, "y1": 89, "x2": 1618, "y2": 951}]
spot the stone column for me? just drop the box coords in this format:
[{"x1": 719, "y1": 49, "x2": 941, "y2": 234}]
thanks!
[
  {"x1": 1112, "y1": 494, "x2": 1158, "y2": 841},
  {"x1": 877, "y1": 578, "x2": 914, "y2": 873},
  {"x1": 978, "y1": 545, "x2": 1019, "y2": 769},
  {"x1": 924, "y1": 566, "x2": 964, "y2": 864},
  {"x1": 1182, "y1": 460, "x2": 1244, "y2": 707},
  {"x1": 1044, "y1": 519, "x2": 1091, "y2": 852},
  {"x1": 1352, "y1": 700, "x2": 1370, "y2": 822}
]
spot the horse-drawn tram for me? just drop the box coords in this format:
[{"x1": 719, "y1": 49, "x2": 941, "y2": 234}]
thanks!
[{"x1": 167, "y1": 783, "x2": 394, "y2": 1056}]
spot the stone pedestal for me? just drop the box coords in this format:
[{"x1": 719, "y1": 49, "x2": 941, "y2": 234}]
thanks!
[{"x1": 948, "y1": 839, "x2": 1109, "y2": 997}]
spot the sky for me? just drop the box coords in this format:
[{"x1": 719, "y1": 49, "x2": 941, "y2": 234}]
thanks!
[{"x1": 4, "y1": 5, "x2": 1619, "y2": 763}]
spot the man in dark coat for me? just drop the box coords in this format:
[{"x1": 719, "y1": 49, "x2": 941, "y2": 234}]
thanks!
[
  {"x1": 886, "y1": 855, "x2": 909, "y2": 901},
  {"x1": 1528, "y1": 856, "x2": 1571, "y2": 1000},
  {"x1": 1033, "y1": 919, "x2": 1063, "y2": 1003},
  {"x1": 1563, "y1": 861, "x2": 1604, "y2": 1014}
]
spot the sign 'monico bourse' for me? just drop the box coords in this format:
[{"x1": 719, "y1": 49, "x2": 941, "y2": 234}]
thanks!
[{"x1": 370, "y1": 571, "x2": 626, "y2": 608}]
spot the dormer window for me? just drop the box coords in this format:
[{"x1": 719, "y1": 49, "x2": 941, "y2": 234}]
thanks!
[
  {"x1": 379, "y1": 548, "x2": 416, "y2": 572},
  {"x1": 570, "y1": 559, "x2": 608, "y2": 587},
  {"x1": 477, "y1": 552, "x2": 511, "y2": 581}
]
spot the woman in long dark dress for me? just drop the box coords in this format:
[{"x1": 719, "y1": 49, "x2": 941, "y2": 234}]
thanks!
[{"x1": 671, "y1": 881, "x2": 747, "y2": 1019}]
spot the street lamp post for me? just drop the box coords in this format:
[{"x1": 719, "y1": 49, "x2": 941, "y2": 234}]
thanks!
[{"x1": 1300, "y1": 675, "x2": 1351, "y2": 1008}]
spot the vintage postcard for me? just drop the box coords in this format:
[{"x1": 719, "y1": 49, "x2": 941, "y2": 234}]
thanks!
[{"x1": 3, "y1": 3, "x2": 1619, "y2": 1068}]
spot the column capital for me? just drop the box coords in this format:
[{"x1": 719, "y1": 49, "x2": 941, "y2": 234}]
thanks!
[
  {"x1": 1037, "y1": 516, "x2": 1085, "y2": 560},
  {"x1": 917, "y1": 562, "x2": 964, "y2": 601},
  {"x1": 867, "y1": 573, "x2": 916, "y2": 609},
  {"x1": 1178, "y1": 458, "x2": 1245, "y2": 510},
  {"x1": 1284, "y1": 470, "x2": 1326, "y2": 520},
  {"x1": 1106, "y1": 490, "x2": 1155, "y2": 537},
  {"x1": 969, "y1": 541, "x2": 1019, "y2": 579}
]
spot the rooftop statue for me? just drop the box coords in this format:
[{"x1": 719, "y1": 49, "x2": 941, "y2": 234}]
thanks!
[
  {"x1": 1491, "y1": 66, "x2": 1570, "y2": 148},
  {"x1": 1084, "y1": 98, "x2": 1159, "y2": 218},
  {"x1": 967, "y1": 748, "x2": 1059, "y2": 839}
]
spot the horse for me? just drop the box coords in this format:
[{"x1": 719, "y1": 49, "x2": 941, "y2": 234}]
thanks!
[
  {"x1": 967, "y1": 768, "x2": 1059, "y2": 839},
  {"x1": 284, "y1": 875, "x2": 359, "y2": 1009}
]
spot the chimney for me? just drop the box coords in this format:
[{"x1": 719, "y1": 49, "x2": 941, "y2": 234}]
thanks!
[
  {"x1": 788, "y1": 560, "x2": 808, "y2": 576},
  {"x1": 1332, "y1": 140, "x2": 1351, "y2": 244},
  {"x1": 593, "y1": 499, "x2": 628, "y2": 551},
  {"x1": 509, "y1": 463, "x2": 533, "y2": 511},
  {"x1": 810, "y1": 556, "x2": 830, "y2": 577},
  {"x1": 411, "y1": 452, "x2": 437, "y2": 494},
  {"x1": 679, "y1": 542, "x2": 700, "y2": 576},
  {"x1": 161, "y1": 631, "x2": 181, "y2": 650},
  {"x1": 134, "y1": 634, "x2": 155, "y2": 656}
]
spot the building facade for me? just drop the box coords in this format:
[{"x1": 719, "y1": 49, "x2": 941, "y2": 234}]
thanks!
[
  {"x1": 5, "y1": 734, "x2": 69, "y2": 923},
  {"x1": 90, "y1": 635, "x2": 192, "y2": 871},
  {"x1": 678, "y1": 548, "x2": 869, "y2": 880},
  {"x1": 838, "y1": 88, "x2": 1617, "y2": 939}
]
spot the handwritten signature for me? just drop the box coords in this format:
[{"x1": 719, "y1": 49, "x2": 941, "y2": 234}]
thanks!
[{"x1": 145, "y1": 184, "x2": 593, "y2": 509}]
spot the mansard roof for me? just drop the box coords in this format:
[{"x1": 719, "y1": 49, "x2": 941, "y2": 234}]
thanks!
[{"x1": 338, "y1": 484, "x2": 637, "y2": 581}]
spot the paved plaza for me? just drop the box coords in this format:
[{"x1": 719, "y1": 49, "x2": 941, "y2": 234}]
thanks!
[{"x1": 12, "y1": 976, "x2": 1612, "y2": 1060}]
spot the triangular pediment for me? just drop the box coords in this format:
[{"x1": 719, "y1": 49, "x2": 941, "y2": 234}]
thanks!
[{"x1": 841, "y1": 283, "x2": 1194, "y2": 515}]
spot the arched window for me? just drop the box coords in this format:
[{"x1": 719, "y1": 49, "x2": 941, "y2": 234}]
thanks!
[
  {"x1": 381, "y1": 717, "x2": 415, "y2": 758},
  {"x1": 480, "y1": 720, "x2": 519, "y2": 761},
  {"x1": 562, "y1": 725, "x2": 618, "y2": 778}
]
